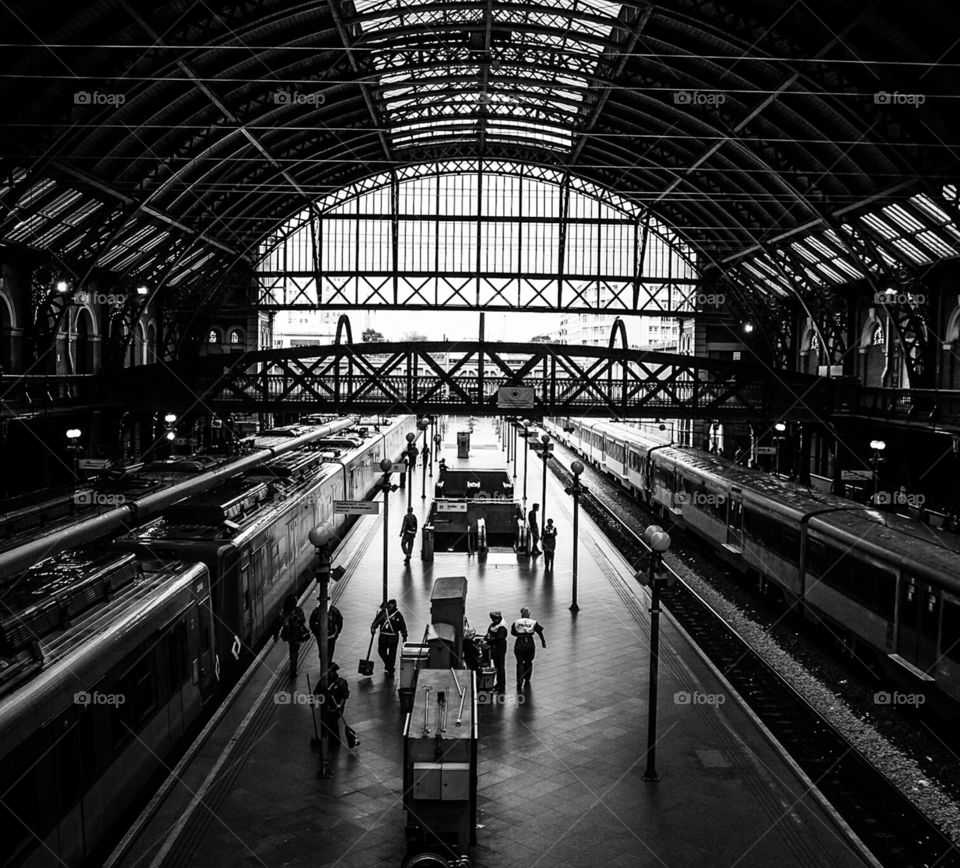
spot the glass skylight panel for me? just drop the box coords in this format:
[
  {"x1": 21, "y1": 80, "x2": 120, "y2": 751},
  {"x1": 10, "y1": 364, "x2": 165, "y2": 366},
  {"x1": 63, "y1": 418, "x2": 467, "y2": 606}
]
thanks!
[
  {"x1": 882, "y1": 203, "x2": 925, "y2": 233},
  {"x1": 914, "y1": 231, "x2": 956, "y2": 258},
  {"x1": 890, "y1": 237, "x2": 931, "y2": 264},
  {"x1": 860, "y1": 213, "x2": 899, "y2": 240},
  {"x1": 353, "y1": 0, "x2": 625, "y2": 152},
  {"x1": 911, "y1": 193, "x2": 952, "y2": 224},
  {"x1": 16, "y1": 178, "x2": 55, "y2": 209}
]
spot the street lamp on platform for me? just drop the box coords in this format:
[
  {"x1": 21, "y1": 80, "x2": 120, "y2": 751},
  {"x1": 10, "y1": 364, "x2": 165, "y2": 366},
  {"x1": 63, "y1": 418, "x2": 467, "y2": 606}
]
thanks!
[
  {"x1": 378, "y1": 458, "x2": 398, "y2": 604},
  {"x1": 565, "y1": 460, "x2": 587, "y2": 612},
  {"x1": 308, "y1": 523, "x2": 336, "y2": 778},
  {"x1": 66, "y1": 428, "x2": 82, "y2": 482},
  {"x1": 417, "y1": 418, "x2": 430, "y2": 497},
  {"x1": 405, "y1": 432, "x2": 418, "y2": 511},
  {"x1": 640, "y1": 524, "x2": 672, "y2": 783},
  {"x1": 521, "y1": 419, "x2": 531, "y2": 517},
  {"x1": 869, "y1": 439, "x2": 886, "y2": 503},
  {"x1": 774, "y1": 422, "x2": 786, "y2": 477}
]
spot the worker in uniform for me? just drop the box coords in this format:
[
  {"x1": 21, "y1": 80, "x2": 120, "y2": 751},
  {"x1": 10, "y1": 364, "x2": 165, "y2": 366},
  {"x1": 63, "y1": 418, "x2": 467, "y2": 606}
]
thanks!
[
  {"x1": 400, "y1": 507, "x2": 418, "y2": 564},
  {"x1": 511, "y1": 607, "x2": 546, "y2": 690},
  {"x1": 275, "y1": 593, "x2": 309, "y2": 677},
  {"x1": 486, "y1": 610, "x2": 508, "y2": 694},
  {"x1": 528, "y1": 503, "x2": 541, "y2": 556},
  {"x1": 370, "y1": 598, "x2": 408, "y2": 676}
]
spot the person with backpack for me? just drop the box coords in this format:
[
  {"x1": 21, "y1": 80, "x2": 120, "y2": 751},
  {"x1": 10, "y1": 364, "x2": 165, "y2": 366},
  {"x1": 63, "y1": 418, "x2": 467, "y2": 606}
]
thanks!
[
  {"x1": 400, "y1": 507, "x2": 418, "y2": 564},
  {"x1": 541, "y1": 518, "x2": 557, "y2": 570},
  {"x1": 310, "y1": 598, "x2": 343, "y2": 663},
  {"x1": 370, "y1": 598, "x2": 408, "y2": 676},
  {"x1": 276, "y1": 593, "x2": 310, "y2": 677},
  {"x1": 511, "y1": 607, "x2": 546, "y2": 691}
]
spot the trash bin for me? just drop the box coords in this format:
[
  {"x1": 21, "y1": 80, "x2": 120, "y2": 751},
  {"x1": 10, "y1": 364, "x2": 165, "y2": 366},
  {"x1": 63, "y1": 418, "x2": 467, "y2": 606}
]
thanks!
[
  {"x1": 421, "y1": 525, "x2": 435, "y2": 561},
  {"x1": 456, "y1": 431, "x2": 470, "y2": 458}
]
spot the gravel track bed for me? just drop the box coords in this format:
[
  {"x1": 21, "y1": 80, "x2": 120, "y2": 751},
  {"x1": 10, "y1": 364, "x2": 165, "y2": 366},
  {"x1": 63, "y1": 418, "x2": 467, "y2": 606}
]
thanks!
[{"x1": 546, "y1": 439, "x2": 960, "y2": 851}]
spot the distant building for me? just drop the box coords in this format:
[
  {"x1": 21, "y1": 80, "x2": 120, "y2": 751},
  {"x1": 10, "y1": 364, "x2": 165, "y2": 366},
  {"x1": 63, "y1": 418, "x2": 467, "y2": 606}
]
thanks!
[{"x1": 272, "y1": 310, "x2": 371, "y2": 348}]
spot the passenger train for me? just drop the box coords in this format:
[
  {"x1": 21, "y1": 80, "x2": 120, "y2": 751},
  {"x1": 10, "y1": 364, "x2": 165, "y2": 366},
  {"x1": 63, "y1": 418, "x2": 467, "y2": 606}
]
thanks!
[
  {"x1": 0, "y1": 415, "x2": 415, "y2": 867},
  {"x1": 546, "y1": 417, "x2": 960, "y2": 712}
]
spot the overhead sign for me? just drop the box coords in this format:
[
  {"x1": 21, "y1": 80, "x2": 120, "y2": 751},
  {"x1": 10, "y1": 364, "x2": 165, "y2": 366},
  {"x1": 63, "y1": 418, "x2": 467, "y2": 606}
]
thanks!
[
  {"x1": 755, "y1": 446, "x2": 777, "y2": 455},
  {"x1": 497, "y1": 386, "x2": 535, "y2": 409},
  {"x1": 437, "y1": 501, "x2": 468, "y2": 512},
  {"x1": 391, "y1": 463, "x2": 407, "y2": 473},
  {"x1": 334, "y1": 500, "x2": 380, "y2": 515},
  {"x1": 841, "y1": 470, "x2": 873, "y2": 481}
]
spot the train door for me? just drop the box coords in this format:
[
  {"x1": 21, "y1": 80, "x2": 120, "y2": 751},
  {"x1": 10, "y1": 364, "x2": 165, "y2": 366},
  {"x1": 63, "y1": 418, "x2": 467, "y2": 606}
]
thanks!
[
  {"x1": 897, "y1": 573, "x2": 941, "y2": 673},
  {"x1": 726, "y1": 489, "x2": 743, "y2": 549},
  {"x1": 249, "y1": 544, "x2": 268, "y2": 642}
]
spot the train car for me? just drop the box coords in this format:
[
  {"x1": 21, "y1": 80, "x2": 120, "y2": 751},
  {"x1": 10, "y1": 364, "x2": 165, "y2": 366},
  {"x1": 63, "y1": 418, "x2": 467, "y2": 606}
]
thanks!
[
  {"x1": 113, "y1": 416, "x2": 415, "y2": 687},
  {"x1": 549, "y1": 416, "x2": 960, "y2": 710},
  {"x1": 0, "y1": 552, "x2": 214, "y2": 868},
  {"x1": 805, "y1": 509, "x2": 960, "y2": 707}
]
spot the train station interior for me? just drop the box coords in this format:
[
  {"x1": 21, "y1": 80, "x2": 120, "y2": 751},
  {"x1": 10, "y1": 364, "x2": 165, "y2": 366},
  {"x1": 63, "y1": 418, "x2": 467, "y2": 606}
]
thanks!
[{"x1": 1, "y1": 1, "x2": 960, "y2": 866}]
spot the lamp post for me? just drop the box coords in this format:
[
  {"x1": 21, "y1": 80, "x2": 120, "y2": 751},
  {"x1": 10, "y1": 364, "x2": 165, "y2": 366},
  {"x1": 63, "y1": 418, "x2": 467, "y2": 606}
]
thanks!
[
  {"x1": 521, "y1": 419, "x2": 531, "y2": 517},
  {"x1": 773, "y1": 422, "x2": 786, "y2": 477},
  {"x1": 512, "y1": 419, "x2": 518, "y2": 481},
  {"x1": 540, "y1": 433, "x2": 551, "y2": 526},
  {"x1": 869, "y1": 439, "x2": 886, "y2": 504},
  {"x1": 66, "y1": 428, "x2": 82, "y2": 482},
  {"x1": 417, "y1": 417, "x2": 429, "y2": 497},
  {"x1": 378, "y1": 458, "x2": 397, "y2": 604},
  {"x1": 405, "y1": 432, "x2": 418, "y2": 511},
  {"x1": 565, "y1": 461, "x2": 587, "y2": 612},
  {"x1": 640, "y1": 524, "x2": 672, "y2": 783},
  {"x1": 308, "y1": 523, "x2": 335, "y2": 779}
]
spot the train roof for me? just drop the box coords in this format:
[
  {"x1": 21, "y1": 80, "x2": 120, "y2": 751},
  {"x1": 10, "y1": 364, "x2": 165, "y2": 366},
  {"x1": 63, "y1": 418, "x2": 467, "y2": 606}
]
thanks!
[
  {"x1": 809, "y1": 508, "x2": 960, "y2": 588},
  {"x1": 0, "y1": 560, "x2": 208, "y2": 755}
]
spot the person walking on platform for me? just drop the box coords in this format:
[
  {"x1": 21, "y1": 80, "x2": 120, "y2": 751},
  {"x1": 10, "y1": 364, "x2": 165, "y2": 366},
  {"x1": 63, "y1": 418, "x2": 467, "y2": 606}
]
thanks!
[
  {"x1": 528, "y1": 503, "x2": 542, "y2": 556},
  {"x1": 511, "y1": 607, "x2": 546, "y2": 690},
  {"x1": 370, "y1": 599, "x2": 408, "y2": 676},
  {"x1": 486, "y1": 611, "x2": 508, "y2": 693},
  {"x1": 315, "y1": 663, "x2": 349, "y2": 746},
  {"x1": 276, "y1": 594, "x2": 310, "y2": 677},
  {"x1": 310, "y1": 598, "x2": 343, "y2": 663},
  {"x1": 541, "y1": 518, "x2": 557, "y2": 570},
  {"x1": 400, "y1": 507, "x2": 418, "y2": 564}
]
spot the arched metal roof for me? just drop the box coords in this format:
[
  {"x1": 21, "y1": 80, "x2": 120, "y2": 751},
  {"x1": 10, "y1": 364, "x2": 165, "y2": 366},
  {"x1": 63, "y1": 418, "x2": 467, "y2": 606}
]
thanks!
[{"x1": 0, "y1": 0, "x2": 958, "y2": 318}]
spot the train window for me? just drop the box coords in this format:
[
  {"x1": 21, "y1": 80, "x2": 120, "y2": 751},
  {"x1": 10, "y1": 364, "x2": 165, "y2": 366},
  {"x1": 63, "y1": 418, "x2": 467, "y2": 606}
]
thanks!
[
  {"x1": 921, "y1": 586, "x2": 941, "y2": 641},
  {"x1": 940, "y1": 598, "x2": 960, "y2": 662}
]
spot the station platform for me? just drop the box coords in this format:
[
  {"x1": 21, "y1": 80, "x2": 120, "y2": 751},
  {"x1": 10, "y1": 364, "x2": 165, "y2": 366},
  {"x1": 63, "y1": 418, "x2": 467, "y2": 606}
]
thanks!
[{"x1": 110, "y1": 418, "x2": 872, "y2": 868}]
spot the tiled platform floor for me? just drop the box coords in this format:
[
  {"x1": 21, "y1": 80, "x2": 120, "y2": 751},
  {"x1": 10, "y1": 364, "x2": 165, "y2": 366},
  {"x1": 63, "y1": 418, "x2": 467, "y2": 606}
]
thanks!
[{"x1": 116, "y1": 418, "x2": 870, "y2": 868}]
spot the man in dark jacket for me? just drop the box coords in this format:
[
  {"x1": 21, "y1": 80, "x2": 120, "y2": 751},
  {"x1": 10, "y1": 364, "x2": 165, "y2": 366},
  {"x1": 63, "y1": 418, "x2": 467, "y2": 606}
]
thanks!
[
  {"x1": 527, "y1": 503, "x2": 541, "y2": 556},
  {"x1": 370, "y1": 599, "x2": 408, "y2": 676},
  {"x1": 486, "y1": 610, "x2": 508, "y2": 693},
  {"x1": 400, "y1": 507, "x2": 418, "y2": 563},
  {"x1": 310, "y1": 599, "x2": 343, "y2": 663},
  {"x1": 315, "y1": 663, "x2": 349, "y2": 746}
]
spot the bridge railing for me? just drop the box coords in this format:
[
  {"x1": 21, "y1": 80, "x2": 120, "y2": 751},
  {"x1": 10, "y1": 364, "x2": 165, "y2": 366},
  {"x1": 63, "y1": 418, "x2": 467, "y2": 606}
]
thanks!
[
  {"x1": 839, "y1": 386, "x2": 960, "y2": 425},
  {"x1": 0, "y1": 374, "x2": 99, "y2": 408}
]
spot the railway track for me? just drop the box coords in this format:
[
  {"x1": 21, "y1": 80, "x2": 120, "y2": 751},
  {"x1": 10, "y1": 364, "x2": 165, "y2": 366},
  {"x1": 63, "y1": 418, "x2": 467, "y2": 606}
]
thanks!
[{"x1": 547, "y1": 456, "x2": 960, "y2": 868}]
